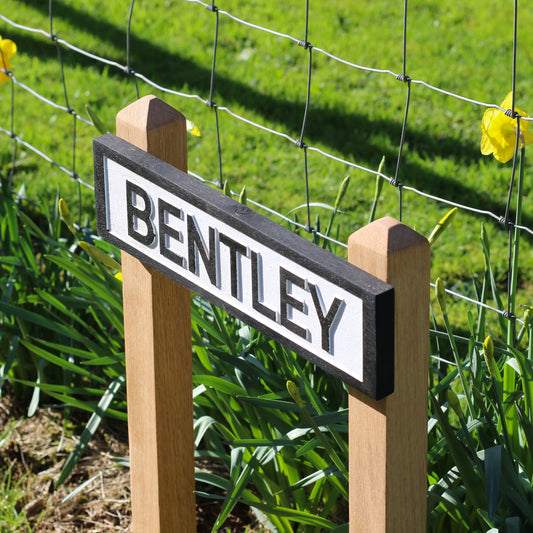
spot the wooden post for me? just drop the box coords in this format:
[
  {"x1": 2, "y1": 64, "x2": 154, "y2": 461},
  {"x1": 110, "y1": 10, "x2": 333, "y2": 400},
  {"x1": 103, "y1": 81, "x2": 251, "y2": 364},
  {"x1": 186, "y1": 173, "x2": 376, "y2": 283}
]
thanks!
[
  {"x1": 117, "y1": 96, "x2": 196, "y2": 533},
  {"x1": 348, "y1": 217, "x2": 430, "y2": 533}
]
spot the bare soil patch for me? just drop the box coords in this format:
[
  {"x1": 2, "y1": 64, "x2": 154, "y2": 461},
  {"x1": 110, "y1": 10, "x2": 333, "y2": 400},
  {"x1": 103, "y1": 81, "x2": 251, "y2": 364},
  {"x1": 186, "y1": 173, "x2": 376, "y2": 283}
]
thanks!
[
  {"x1": 1, "y1": 392, "x2": 131, "y2": 532},
  {"x1": 0, "y1": 391, "x2": 260, "y2": 532}
]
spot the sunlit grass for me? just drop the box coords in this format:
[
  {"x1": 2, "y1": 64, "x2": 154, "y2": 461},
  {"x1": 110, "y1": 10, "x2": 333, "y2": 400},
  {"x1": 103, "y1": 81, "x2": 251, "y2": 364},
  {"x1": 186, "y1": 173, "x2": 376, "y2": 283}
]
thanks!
[{"x1": 1, "y1": 2, "x2": 532, "y2": 327}]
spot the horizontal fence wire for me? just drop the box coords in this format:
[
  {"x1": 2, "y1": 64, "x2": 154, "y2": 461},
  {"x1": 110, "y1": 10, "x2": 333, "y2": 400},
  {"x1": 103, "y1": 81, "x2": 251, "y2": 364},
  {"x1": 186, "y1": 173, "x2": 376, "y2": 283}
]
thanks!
[
  {"x1": 0, "y1": 123, "x2": 92, "y2": 190},
  {"x1": 2, "y1": 9, "x2": 532, "y2": 222},
  {"x1": 0, "y1": 2, "x2": 532, "y2": 327}
]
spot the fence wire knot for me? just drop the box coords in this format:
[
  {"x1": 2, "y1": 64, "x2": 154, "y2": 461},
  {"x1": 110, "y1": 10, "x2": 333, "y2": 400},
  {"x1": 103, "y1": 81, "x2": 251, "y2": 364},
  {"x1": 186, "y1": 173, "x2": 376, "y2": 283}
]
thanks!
[
  {"x1": 206, "y1": 3, "x2": 218, "y2": 12},
  {"x1": 498, "y1": 216, "x2": 514, "y2": 228},
  {"x1": 396, "y1": 73, "x2": 411, "y2": 83},
  {"x1": 502, "y1": 310, "x2": 517, "y2": 321},
  {"x1": 298, "y1": 40, "x2": 312, "y2": 50},
  {"x1": 295, "y1": 139, "x2": 307, "y2": 149},
  {"x1": 49, "y1": 33, "x2": 58, "y2": 42},
  {"x1": 504, "y1": 109, "x2": 519, "y2": 119}
]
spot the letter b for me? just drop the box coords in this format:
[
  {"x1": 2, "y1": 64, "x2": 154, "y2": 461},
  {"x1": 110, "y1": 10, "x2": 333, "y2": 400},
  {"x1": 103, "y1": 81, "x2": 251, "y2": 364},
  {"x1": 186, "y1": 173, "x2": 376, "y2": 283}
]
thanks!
[{"x1": 126, "y1": 180, "x2": 155, "y2": 246}]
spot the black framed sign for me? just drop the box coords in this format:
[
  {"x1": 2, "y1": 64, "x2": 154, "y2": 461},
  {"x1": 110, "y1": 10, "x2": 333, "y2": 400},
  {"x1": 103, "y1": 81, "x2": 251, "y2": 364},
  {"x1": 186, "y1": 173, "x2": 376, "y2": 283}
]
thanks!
[{"x1": 93, "y1": 133, "x2": 395, "y2": 399}]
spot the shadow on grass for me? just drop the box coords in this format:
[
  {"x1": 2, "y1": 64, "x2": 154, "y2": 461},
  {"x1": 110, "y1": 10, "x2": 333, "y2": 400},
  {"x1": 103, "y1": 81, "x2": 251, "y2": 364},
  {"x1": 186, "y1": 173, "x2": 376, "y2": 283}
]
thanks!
[{"x1": 7, "y1": 0, "x2": 533, "y2": 233}]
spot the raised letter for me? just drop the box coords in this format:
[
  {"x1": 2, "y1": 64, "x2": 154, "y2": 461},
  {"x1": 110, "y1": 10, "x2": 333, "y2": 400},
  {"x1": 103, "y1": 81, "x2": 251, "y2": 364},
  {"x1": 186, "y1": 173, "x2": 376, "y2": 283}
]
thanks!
[
  {"x1": 126, "y1": 180, "x2": 155, "y2": 246},
  {"x1": 251, "y1": 251, "x2": 276, "y2": 321},
  {"x1": 219, "y1": 233, "x2": 248, "y2": 300},
  {"x1": 308, "y1": 283, "x2": 344, "y2": 353},
  {"x1": 187, "y1": 215, "x2": 217, "y2": 285},
  {"x1": 279, "y1": 267, "x2": 307, "y2": 340},
  {"x1": 158, "y1": 199, "x2": 184, "y2": 267}
]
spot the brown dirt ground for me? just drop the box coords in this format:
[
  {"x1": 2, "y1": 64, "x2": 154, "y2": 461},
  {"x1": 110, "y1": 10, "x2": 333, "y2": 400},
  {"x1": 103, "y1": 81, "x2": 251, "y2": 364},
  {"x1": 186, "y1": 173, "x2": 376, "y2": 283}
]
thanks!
[{"x1": 0, "y1": 391, "x2": 261, "y2": 532}]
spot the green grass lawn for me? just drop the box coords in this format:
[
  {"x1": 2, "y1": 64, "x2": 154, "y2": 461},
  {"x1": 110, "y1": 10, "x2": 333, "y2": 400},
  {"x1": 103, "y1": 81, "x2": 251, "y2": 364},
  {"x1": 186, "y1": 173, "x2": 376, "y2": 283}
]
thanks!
[{"x1": 1, "y1": 0, "x2": 532, "y2": 324}]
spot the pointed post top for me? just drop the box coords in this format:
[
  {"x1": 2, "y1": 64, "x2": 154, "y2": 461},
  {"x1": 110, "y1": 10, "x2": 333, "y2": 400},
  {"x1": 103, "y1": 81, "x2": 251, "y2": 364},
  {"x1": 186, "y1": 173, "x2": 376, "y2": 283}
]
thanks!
[
  {"x1": 116, "y1": 95, "x2": 188, "y2": 170},
  {"x1": 348, "y1": 216, "x2": 429, "y2": 256},
  {"x1": 117, "y1": 95, "x2": 185, "y2": 132}
]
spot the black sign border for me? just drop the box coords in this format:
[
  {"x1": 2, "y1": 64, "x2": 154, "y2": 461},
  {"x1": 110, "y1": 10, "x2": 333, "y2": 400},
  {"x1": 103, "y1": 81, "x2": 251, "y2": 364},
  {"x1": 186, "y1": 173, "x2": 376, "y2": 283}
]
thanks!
[{"x1": 93, "y1": 133, "x2": 395, "y2": 399}]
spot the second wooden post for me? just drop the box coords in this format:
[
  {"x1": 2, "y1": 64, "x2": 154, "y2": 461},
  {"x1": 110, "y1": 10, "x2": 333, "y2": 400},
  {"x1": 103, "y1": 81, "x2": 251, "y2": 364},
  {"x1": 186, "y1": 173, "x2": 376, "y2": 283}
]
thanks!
[{"x1": 348, "y1": 216, "x2": 430, "y2": 533}]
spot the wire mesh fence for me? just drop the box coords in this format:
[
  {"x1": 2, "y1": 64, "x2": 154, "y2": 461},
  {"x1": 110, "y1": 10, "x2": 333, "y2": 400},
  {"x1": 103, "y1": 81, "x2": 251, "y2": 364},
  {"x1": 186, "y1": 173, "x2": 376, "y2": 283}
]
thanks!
[{"x1": 1, "y1": 0, "x2": 532, "y2": 342}]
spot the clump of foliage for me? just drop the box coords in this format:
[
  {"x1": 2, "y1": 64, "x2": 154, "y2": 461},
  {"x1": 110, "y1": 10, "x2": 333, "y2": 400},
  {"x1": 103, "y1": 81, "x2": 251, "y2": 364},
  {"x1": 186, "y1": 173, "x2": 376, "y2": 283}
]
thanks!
[
  {"x1": 427, "y1": 147, "x2": 533, "y2": 531},
  {"x1": 1, "y1": 166, "x2": 533, "y2": 531},
  {"x1": 0, "y1": 177, "x2": 127, "y2": 485}
]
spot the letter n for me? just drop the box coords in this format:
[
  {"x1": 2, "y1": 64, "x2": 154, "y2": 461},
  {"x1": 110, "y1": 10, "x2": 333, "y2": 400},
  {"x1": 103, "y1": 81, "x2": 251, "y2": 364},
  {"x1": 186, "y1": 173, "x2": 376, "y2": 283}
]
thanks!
[{"x1": 187, "y1": 215, "x2": 217, "y2": 285}]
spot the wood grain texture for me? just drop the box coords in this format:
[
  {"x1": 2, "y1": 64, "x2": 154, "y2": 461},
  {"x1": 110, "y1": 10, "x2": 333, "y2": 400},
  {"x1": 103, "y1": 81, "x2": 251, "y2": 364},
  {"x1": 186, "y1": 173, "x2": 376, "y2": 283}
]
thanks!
[
  {"x1": 117, "y1": 96, "x2": 195, "y2": 532},
  {"x1": 347, "y1": 217, "x2": 430, "y2": 533}
]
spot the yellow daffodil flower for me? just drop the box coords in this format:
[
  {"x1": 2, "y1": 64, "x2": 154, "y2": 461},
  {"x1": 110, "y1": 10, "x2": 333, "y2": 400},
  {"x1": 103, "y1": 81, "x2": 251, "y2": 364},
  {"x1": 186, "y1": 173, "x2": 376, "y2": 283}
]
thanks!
[
  {"x1": 0, "y1": 36, "x2": 16, "y2": 84},
  {"x1": 481, "y1": 92, "x2": 533, "y2": 163},
  {"x1": 186, "y1": 119, "x2": 201, "y2": 137}
]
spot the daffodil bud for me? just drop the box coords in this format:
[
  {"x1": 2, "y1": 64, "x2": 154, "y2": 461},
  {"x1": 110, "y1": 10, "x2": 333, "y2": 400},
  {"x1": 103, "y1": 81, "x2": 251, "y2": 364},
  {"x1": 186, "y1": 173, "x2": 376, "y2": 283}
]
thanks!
[
  {"x1": 222, "y1": 180, "x2": 231, "y2": 198},
  {"x1": 446, "y1": 389, "x2": 463, "y2": 420},
  {"x1": 480, "y1": 223, "x2": 491, "y2": 271},
  {"x1": 86, "y1": 104, "x2": 108, "y2": 135},
  {"x1": 333, "y1": 175, "x2": 350, "y2": 211},
  {"x1": 239, "y1": 185, "x2": 247, "y2": 205},
  {"x1": 368, "y1": 157, "x2": 386, "y2": 224},
  {"x1": 428, "y1": 207, "x2": 457, "y2": 245},
  {"x1": 59, "y1": 198, "x2": 76, "y2": 235},
  {"x1": 286, "y1": 380, "x2": 305, "y2": 409},
  {"x1": 79, "y1": 241, "x2": 122, "y2": 272},
  {"x1": 523, "y1": 306, "x2": 533, "y2": 328},
  {"x1": 483, "y1": 335, "x2": 496, "y2": 378},
  {"x1": 377, "y1": 155, "x2": 386, "y2": 175},
  {"x1": 435, "y1": 277, "x2": 447, "y2": 314}
]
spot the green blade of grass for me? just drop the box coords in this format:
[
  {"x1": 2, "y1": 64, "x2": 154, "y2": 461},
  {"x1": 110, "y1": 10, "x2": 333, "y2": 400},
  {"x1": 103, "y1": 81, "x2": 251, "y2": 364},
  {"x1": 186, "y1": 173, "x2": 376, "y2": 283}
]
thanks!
[
  {"x1": 212, "y1": 446, "x2": 275, "y2": 532},
  {"x1": 193, "y1": 375, "x2": 246, "y2": 396},
  {"x1": 484, "y1": 445, "x2": 501, "y2": 521},
  {"x1": 19, "y1": 340, "x2": 107, "y2": 385},
  {"x1": 429, "y1": 393, "x2": 486, "y2": 510},
  {"x1": 242, "y1": 500, "x2": 340, "y2": 530},
  {"x1": 55, "y1": 375, "x2": 125, "y2": 487},
  {"x1": 0, "y1": 335, "x2": 19, "y2": 396}
]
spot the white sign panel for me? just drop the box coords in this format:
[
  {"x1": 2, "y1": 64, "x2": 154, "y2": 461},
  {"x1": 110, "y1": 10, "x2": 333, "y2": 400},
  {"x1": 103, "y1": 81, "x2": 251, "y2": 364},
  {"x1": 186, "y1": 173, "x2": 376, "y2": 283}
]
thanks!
[{"x1": 94, "y1": 134, "x2": 394, "y2": 399}]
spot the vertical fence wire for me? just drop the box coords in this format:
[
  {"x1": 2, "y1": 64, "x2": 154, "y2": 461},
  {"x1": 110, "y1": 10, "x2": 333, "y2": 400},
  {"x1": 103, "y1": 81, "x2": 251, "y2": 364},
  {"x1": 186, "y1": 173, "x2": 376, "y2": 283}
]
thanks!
[
  {"x1": 501, "y1": 0, "x2": 521, "y2": 336},
  {"x1": 510, "y1": 0, "x2": 518, "y2": 114},
  {"x1": 297, "y1": 0, "x2": 313, "y2": 234},
  {"x1": 392, "y1": 0, "x2": 411, "y2": 222},
  {"x1": 49, "y1": 0, "x2": 82, "y2": 221},
  {"x1": 206, "y1": 3, "x2": 224, "y2": 189},
  {"x1": 8, "y1": 76, "x2": 16, "y2": 186},
  {"x1": 127, "y1": 0, "x2": 140, "y2": 100}
]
